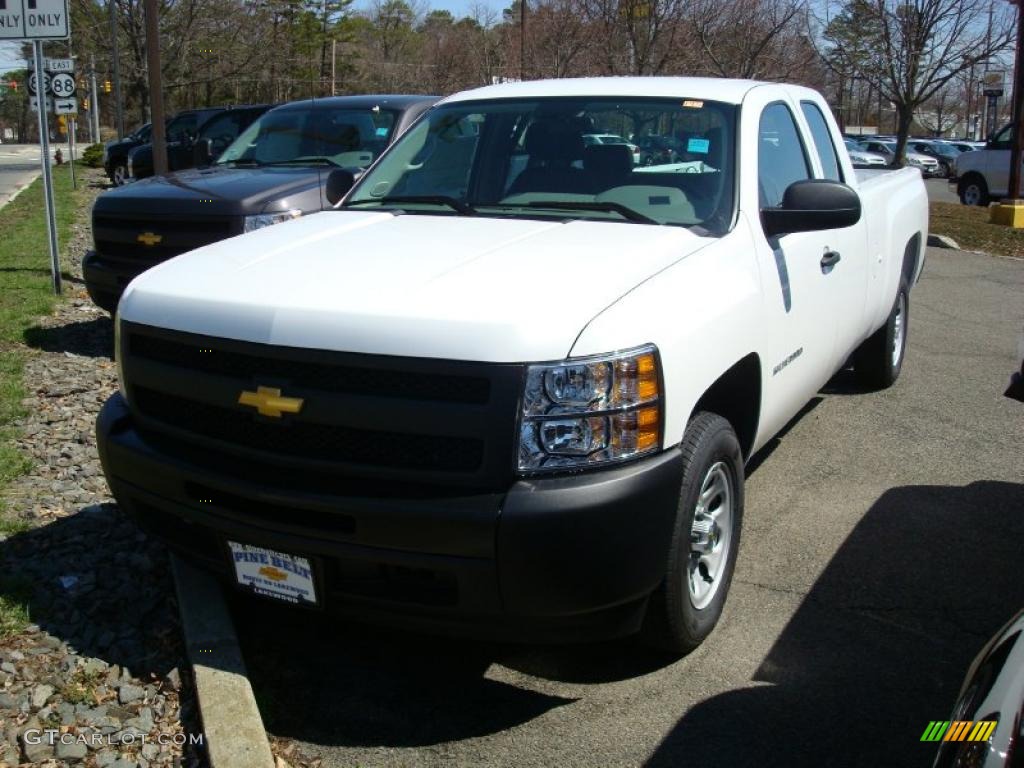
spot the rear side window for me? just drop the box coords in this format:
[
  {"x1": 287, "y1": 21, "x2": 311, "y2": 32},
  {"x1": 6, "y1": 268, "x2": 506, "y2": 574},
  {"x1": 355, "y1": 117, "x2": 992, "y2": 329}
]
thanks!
[
  {"x1": 800, "y1": 101, "x2": 843, "y2": 182},
  {"x1": 758, "y1": 103, "x2": 811, "y2": 208}
]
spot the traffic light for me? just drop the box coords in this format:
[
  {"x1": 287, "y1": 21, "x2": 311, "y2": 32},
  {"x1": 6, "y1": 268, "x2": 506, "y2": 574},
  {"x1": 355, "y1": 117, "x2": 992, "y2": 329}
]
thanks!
[
  {"x1": 8, "y1": 80, "x2": 16, "y2": 91},
  {"x1": 57, "y1": 115, "x2": 67, "y2": 130},
  {"x1": 82, "y1": 97, "x2": 89, "y2": 110},
  {"x1": 103, "y1": 80, "x2": 111, "y2": 93}
]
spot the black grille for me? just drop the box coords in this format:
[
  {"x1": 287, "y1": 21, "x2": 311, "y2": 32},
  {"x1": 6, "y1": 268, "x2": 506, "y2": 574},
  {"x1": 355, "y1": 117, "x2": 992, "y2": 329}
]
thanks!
[
  {"x1": 92, "y1": 241, "x2": 183, "y2": 264},
  {"x1": 93, "y1": 215, "x2": 234, "y2": 235},
  {"x1": 129, "y1": 333, "x2": 490, "y2": 404},
  {"x1": 133, "y1": 387, "x2": 484, "y2": 472}
]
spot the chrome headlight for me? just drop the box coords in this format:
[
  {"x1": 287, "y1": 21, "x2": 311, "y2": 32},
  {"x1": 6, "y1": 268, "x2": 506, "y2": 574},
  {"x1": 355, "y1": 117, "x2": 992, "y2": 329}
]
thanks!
[
  {"x1": 518, "y1": 345, "x2": 662, "y2": 473},
  {"x1": 243, "y1": 210, "x2": 302, "y2": 233}
]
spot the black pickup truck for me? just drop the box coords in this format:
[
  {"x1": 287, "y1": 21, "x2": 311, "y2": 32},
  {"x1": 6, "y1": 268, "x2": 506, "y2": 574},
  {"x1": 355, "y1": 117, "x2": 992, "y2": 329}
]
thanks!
[
  {"x1": 127, "y1": 105, "x2": 272, "y2": 181},
  {"x1": 85, "y1": 95, "x2": 436, "y2": 313},
  {"x1": 103, "y1": 123, "x2": 151, "y2": 186}
]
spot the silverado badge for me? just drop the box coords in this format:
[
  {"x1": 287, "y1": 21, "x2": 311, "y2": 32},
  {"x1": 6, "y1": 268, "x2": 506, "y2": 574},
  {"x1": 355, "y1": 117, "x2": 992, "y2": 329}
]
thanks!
[
  {"x1": 137, "y1": 232, "x2": 162, "y2": 246},
  {"x1": 238, "y1": 386, "x2": 304, "y2": 418}
]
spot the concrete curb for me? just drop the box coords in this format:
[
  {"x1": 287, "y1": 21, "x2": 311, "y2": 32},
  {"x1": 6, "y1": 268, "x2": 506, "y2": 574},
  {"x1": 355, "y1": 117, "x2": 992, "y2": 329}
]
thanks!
[
  {"x1": 927, "y1": 233, "x2": 961, "y2": 249},
  {"x1": 171, "y1": 555, "x2": 275, "y2": 768}
]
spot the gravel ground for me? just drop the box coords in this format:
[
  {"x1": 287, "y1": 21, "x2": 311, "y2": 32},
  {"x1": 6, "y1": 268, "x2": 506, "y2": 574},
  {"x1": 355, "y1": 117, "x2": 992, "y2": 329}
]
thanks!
[{"x1": 0, "y1": 170, "x2": 204, "y2": 768}]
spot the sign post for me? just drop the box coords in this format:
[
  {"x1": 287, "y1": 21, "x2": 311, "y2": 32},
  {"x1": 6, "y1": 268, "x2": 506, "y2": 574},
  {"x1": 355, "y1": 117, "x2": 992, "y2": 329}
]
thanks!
[
  {"x1": 2, "y1": 0, "x2": 71, "y2": 295},
  {"x1": 982, "y1": 71, "x2": 1004, "y2": 141},
  {"x1": 67, "y1": 116, "x2": 75, "y2": 189},
  {"x1": 32, "y1": 41, "x2": 61, "y2": 295}
]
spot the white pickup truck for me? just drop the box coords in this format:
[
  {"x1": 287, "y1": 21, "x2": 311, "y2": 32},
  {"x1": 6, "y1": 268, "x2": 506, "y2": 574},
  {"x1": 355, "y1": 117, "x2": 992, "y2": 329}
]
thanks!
[{"x1": 98, "y1": 78, "x2": 927, "y2": 653}]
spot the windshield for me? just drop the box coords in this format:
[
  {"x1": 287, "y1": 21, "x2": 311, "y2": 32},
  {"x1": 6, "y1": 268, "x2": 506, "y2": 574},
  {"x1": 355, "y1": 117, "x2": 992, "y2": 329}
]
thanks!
[
  {"x1": 217, "y1": 106, "x2": 398, "y2": 169},
  {"x1": 344, "y1": 97, "x2": 737, "y2": 234}
]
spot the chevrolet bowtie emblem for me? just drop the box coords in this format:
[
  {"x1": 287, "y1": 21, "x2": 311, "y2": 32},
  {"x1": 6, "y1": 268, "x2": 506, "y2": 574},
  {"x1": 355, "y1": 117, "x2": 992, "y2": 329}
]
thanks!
[
  {"x1": 259, "y1": 566, "x2": 288, "y2": 582},
  {"x1": 238, "y1": 386, "x2": 304, "y2": 418},
  {"x1": 137, "y1": 231, "x2": 162, "y2": 246}
]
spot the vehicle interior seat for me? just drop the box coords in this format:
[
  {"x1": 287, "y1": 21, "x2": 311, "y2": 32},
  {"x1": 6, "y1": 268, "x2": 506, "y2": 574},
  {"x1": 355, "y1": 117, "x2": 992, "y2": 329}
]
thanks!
[
  {"x1": 507, "y1": 120, "x2": 588, "y2": 194},
  {"x1": 584, "y1": 144, "x2": 635, "y2": 193}
]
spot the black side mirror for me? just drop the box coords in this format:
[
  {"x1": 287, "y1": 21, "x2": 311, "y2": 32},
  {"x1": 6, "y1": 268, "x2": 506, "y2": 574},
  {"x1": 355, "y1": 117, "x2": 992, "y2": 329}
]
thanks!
[
  {"x1": 193, "y1": 138, "x2": 213, "y2": 166},
  {"x1": 325, "y1": 168, "x2": 356, "y2": 206},
  {"x1": 761, "y1": 179, "x2": 861, "y2": 238}
]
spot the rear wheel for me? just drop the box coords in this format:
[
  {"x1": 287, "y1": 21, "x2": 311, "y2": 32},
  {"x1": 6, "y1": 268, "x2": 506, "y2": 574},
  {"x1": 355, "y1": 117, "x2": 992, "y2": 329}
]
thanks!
[
  {"x1": 959, "y1": 175, "x2": 989, "y2": 206},
  {"x1": 642, "y1": 412, "x2": 743, "y2": 654},
  {"x1": 854, "y1": 281, "x2": 908, "y2": 390},
  {"x1": 111, "y1": 163, "x2": 127, "y2": 186}
]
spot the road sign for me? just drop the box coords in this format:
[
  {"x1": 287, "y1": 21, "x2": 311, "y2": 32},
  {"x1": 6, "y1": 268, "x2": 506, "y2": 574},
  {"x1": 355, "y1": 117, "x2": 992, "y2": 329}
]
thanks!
[
  {"x1": 45, "y1": 57, "x2": 73, "y2": 73},
  {"x1": 983, "y1": 70, "x2": 1005, "y2": 97},
  {"x1": 54, "y1": 97, "x2": 76, "y2": 114},
  {"x1": 50, "y1": 72, "x2": 74, "y2": 98},
  {"x1": 0, "y1": 0, "x2": 70, "y2": 40},
  {"x1": 27, "y1": 71, "x2": 50, "y2": 96},
  {"x1": 29, "y1": 95, "x2": 52, "y2": 111}
]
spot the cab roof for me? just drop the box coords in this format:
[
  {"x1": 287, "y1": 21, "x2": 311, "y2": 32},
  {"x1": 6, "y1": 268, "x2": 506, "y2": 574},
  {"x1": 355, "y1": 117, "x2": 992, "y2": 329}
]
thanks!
[
  {"x1": 440, "y1": 77, "x2": 766, "y2": 106},
  {"x1": 272, "y1": 94, "x2": 439, "y2": 112}
]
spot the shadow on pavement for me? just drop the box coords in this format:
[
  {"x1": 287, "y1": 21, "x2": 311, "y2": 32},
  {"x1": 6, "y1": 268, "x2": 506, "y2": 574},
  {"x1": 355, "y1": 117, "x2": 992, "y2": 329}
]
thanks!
[
  {"x1": 645, "y1": 480, "x2": 1024, "y2": 768},
  {"x1": 24, "y1": 316, "x2": 114, "y2": 359},
  {"x1": 0, "y1": 504, "x2": 181, "y2": 678},
  {"x1": 235, "y1": 604, "x2": 584, "y2": 747}
]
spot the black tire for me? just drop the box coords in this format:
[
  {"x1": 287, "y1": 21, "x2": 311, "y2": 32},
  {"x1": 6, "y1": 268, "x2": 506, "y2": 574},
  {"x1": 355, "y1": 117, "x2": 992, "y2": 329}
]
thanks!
[
  {"x1": 642, "y1": 412, "x2": 744, "y2": 655},
  {"x1": 959, "y1": 174, "x2": 989, "y2": 206},
  {"x1": 854, "y1": 280, "x2": 909, "y2": 390},
  {"x1": 111, "y1": 163, "x2": 127, "y2": 186}
]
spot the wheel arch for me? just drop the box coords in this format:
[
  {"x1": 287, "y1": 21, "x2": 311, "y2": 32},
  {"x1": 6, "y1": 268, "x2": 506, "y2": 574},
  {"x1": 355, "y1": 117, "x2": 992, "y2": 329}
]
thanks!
[
  {"x1": 687, "y1": 353, "x2": 762, "y2": 461},
  {"x1": 903, "y1": 232, "x2": 923, "y2": 286}
]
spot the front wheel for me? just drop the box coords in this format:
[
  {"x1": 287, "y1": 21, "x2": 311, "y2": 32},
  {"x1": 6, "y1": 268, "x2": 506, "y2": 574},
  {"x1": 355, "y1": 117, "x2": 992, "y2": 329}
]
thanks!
[
  {"x1": 111, "y1": 163, "x2": 127, "y2": 186},
  {"x1": 854, "y1": 281, "x2": 909, "y2": 390},
  {"x1": 959, "y1": 175, "x2": 989, "y2": 206},
  {"x1": 642, "y1": 412, "x2": 743, "y2": 654}
]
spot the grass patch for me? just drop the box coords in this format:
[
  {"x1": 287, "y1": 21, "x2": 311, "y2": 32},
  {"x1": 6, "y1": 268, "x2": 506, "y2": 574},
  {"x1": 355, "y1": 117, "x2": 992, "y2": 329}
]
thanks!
[
  {"x1": 0, "y1": 165, "x2": 85, "y2": 532},
  {"x1": 930, "y1": 202, "x2": 1024, "y2": 259},
  {"x1": 0, "y1": 574, "x2": 33, "y2": 638}
]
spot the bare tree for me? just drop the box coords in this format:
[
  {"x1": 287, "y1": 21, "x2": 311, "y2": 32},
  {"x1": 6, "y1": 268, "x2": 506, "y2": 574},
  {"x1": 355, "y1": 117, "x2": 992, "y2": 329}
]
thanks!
[{"x1": 823, "y1": 0, "x2": 1014, "y2": 164}]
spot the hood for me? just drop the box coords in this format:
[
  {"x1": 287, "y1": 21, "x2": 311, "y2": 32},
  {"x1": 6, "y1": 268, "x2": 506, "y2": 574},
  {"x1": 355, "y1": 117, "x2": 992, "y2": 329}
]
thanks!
[
  {"x1": 120, "y1": 211, "x2": 714, "y2": 362},
  {"x1": 93, "y1": 166, "x2": 325, "y2": 216}
]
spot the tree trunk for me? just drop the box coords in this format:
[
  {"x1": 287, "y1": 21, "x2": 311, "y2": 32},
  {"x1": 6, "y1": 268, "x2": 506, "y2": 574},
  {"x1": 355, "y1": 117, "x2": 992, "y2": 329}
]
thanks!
[{"x1": 893, "y1": 105, "x2": 914, "y2": 168}]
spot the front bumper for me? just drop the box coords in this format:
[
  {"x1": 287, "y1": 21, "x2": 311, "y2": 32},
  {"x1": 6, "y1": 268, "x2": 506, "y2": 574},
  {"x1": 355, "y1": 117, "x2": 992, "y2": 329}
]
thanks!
[
  {"x1": 83, "y1": 250, "x2": 132, "y2": 313},
  {"x1": 97, "y1": 394, "x2": 684, "y2": 642}
]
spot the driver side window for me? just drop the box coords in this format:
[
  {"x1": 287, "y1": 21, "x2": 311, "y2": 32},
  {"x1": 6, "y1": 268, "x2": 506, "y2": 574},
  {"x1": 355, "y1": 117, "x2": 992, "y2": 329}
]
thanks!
[{"x1": 758, "y1": 103, "x2": 811, "y2": 209}]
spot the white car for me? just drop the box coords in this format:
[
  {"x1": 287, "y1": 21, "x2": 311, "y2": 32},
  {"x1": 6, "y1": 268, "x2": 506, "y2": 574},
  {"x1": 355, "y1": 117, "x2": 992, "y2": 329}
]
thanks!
[
  {"x1": 844, "y1": 139, "x2": 888, "y2": 167},
  {"x1": 859, "y1": 139, "x2": 942, "y2": 176},
  {"x1": 98, "y1": 77, "x2": 928, "y2": 653},
  {"x1": 583, "y1": 133, "x2": 641, "y2": 164}
]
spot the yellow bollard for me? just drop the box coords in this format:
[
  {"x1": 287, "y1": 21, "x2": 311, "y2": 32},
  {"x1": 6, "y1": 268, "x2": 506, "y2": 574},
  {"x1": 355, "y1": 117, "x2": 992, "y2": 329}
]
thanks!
[{"x1": 988, "y1": 200, "x2": 1024, "y2": 228}]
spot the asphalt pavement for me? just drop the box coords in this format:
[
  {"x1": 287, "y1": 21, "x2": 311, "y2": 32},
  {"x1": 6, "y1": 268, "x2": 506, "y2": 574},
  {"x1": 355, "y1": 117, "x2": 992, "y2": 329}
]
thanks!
[
  {"x1": 232, "y1": 246, "x2": 1024, "y2": 768},
  {"x1": 0, "y1": 143, "x2": 82, "y2": 209},
  {"x1": 925, "y1": 176, "x2": 960, "y2": 204}
]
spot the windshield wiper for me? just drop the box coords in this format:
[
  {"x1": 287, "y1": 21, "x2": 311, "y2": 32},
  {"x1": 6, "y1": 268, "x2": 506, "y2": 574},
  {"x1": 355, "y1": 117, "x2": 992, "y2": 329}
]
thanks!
[
  {"x1": 523, "y1": 200, "x2": 658, "y2": 224},
  {"x1": 260, "y1": 157, "x2": 342, "y2": 167},
  {"x1": 217, "y1": 159, "x2": 262, "y2": 167},
  {"x1": 344, "y1": 196, "x2": 477, "y2": 215}
]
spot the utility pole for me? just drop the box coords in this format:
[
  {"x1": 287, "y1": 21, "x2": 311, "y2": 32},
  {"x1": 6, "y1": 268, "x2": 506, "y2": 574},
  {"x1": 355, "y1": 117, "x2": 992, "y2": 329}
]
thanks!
[
  {"x1": 109, "y1": 0, "x2": 125, "y2": 138},
  {"x1": 331, "y1": 38, "x2": 337, "y2": 96},
  {"x1": 89, "y1": 54, "x2": 100, "y2": 142},
  {"x1": 1005, "y1": 0, "x2": 1024, "y2": 201},
  {"x1": 143, "y1": 0, "x2": 168, "y2": 175}
]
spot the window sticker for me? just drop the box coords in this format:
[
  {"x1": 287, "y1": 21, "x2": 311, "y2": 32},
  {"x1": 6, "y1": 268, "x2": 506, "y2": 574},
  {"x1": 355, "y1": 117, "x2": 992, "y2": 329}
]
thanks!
[
  {"x1": 687, "y1": 138, "x2": 711, "y2": 154},
  {"x1": 375, "y1": 127, "x2": 389, "y2": 137},
  {"x1": 682, "y1": 100, "x2": 704, "y2": 109}
]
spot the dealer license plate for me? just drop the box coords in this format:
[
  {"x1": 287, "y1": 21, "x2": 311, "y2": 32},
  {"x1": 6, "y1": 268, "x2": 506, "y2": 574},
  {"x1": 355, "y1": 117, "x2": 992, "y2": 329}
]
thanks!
[{"x1": 228, "y1": 542, "x2": 317, "y2": 605}]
